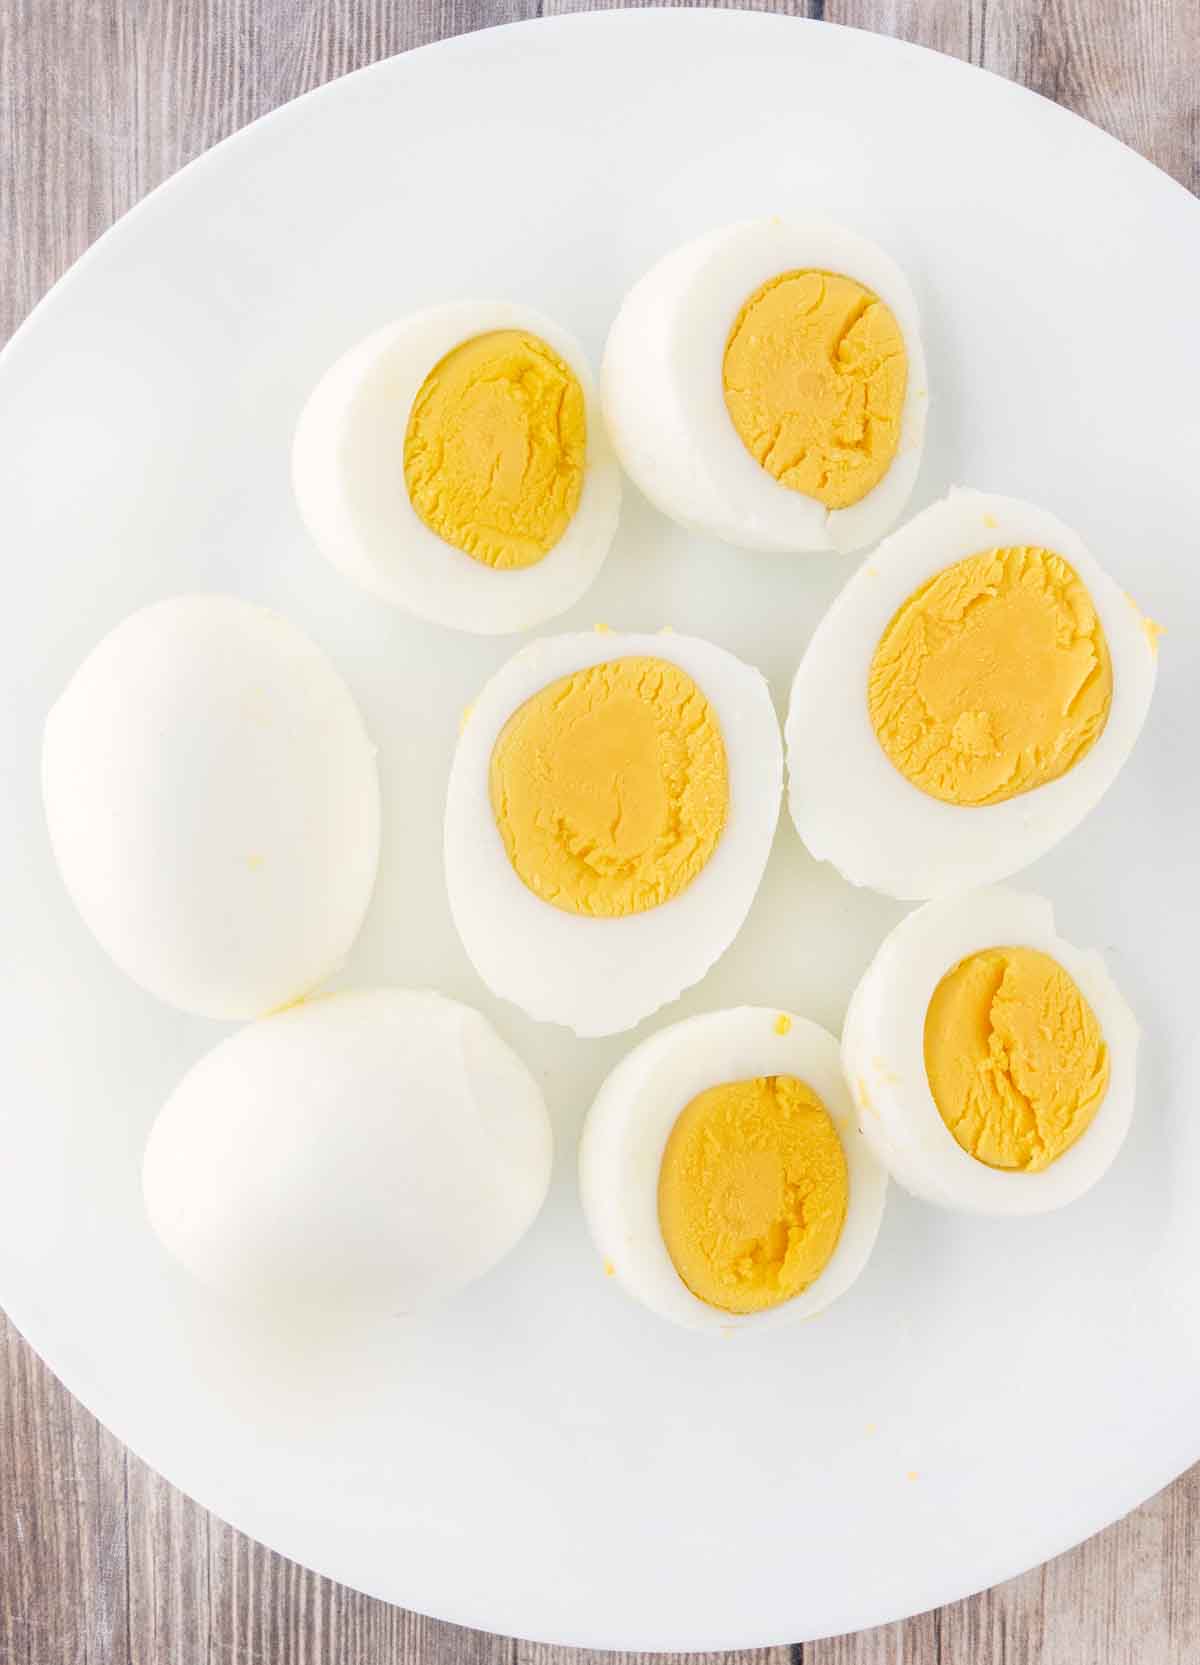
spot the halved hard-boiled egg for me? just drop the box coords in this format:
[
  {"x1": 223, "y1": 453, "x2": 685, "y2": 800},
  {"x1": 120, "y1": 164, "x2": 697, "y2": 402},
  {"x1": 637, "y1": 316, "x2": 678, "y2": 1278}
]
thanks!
[
  {"x1": 445, "y1": 632, "x2": 782, "y2": 1036},
  {"x1": 43, "y1": 596, "x2": 380, "y2": 1021},
  {"x1": 293, "y1": 302, "x2": 622, "y2": 634},
  {"x1": 602, "y1": 219, "x2": 927, "y2": 553},
  {"x1": 580, "y1": 1007, "x2": 888, "y2": 1332},
  {"x1": 843, "y1": 889, "x2": 1138, "y2": 1214},
  {"x1": 787, "y1": 489, "x2": 1159, "y2": 898},
  {"x1": 144, "y1": 990, "x2": 553, "y2": 1313}
]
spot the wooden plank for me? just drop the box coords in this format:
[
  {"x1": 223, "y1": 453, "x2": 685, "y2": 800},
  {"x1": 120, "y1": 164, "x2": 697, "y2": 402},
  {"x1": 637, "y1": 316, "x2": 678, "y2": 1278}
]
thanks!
[
  {"x1": 542, "y1": 0, "x2": 822, "y2": 17},
  {"x1": 808, "y1": 1610, "x2": 940, "y2": 1664},
  {"x1": 3, "y1": 3, "x2": 1200, "y2": 1664},
  {"x1": 0, "y1": 1310, "x2": 130, "y2": 1665},
  {"x1": 828, "y1": 0, "x2": 1200, "y2": 192},
  {"x1": 0, "y1": 0, "x2": 542, "y2": 345},
  {"x1": 983, "y1": 0, "x2": 1200, "y2": 194},
  {"x1": 518, "y1": 1643, "x2": 794, "y2": 1665},
  {"x1": 825, "y1": 0, "x2": 978, "y2": 63}
]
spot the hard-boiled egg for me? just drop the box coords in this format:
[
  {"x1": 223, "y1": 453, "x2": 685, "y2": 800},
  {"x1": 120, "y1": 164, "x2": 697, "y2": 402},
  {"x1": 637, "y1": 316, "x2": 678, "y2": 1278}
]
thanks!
[
  {"x1": 579, "y1": 1007, "x2": 887, "y2": 1332},
  {"x1": 42, "y1": 596, "x2": 380, "y2": 1021},
  {"x1": 602, "y1": 219, "x2": 927, "y2": 554},
  {"x1": 842, "y1": 888, "x2": 1138, "y2": 1214},
  {"x1": 786, "y1": 489, "x2": 1158, "y2": 899},
  {"x1": 445, "y1": 632, "x2": 782, "y2": 1036},
  {"x1": 293, "y1": 303, "x2": 622, "y2": 634},
  {"x1": 143, "y1": 990, "x2": 553, "y2": 1313}
]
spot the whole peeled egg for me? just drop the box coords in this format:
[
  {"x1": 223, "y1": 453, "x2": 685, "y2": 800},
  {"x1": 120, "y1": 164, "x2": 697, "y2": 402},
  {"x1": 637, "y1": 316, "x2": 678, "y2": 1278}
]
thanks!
[
  {"x1": 445, "y1": 631, "x2": 783, "y2": 1036},
  {"x1": 293, "y1": 302, "x2": 622, "y2": 634},
  {"x1": 580, "y1": 1007, "x2": 887, "y2": 1332},
  {"x1": 842, "y1": 888, "x2": 1138, "y2": 1214},
  {"x1": 602, "y1": 218, "x2": 928, "y2": 554},
  {"x1": 786, "y1": 489, "x2": 1159, "y2": 898},
  {"x1": 42, "y1": 595, "x2": 380, "y2": 1020},
  {"x1": 143, "y1": 990, "x2": 553, "y2": 1313}
]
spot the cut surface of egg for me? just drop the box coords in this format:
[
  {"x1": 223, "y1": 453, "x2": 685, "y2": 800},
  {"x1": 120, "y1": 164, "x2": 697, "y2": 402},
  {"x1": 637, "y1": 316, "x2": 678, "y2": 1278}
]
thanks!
[
  {"x1": 143, "y1": 990, "x2": 553, "y2": 1314},
  {"x1": 445, "y1": 632, "x2": 783, "y2": 1036},
  {"x1": 292, "y1": 302, "x2": 622, "y2": 634},
  {"x1": 842, "y1": 889, "x2": 1138, "y2": 1214},
  {"x1": 42, "y1": 596, "x2": 380, "y2": 1021},
  {"x1": 786, "y1": 489, "x2": 1158, "y2": 899},
  {"x1": 579, "y1": 1007, "x2": 888, "y2": 1332},
  {"x1": 602, "y1": 219, "x2": 928, "y2": 553}
]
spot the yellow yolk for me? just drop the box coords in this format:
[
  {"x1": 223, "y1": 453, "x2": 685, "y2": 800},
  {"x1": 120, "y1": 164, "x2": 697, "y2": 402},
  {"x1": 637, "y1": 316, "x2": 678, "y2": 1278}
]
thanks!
[
  {"x1": 722, "y1": 270, "x2": 907, "y2": 510},
  {"x1": 658, "y1": 1075, "x2": 848, "y2": 1314},
  {"x1": 868, "y1": 546, "x2": 1113, "y2": 805},
  {"x1": 924, "y1": 946, "x2": 1110, "y2": 1172},
  {"x1": 403, "y1": 329, "x2": 586, "y2": 570},
  {"x1": 488, "y1": 656, "x2": 728, "y2": 918}
]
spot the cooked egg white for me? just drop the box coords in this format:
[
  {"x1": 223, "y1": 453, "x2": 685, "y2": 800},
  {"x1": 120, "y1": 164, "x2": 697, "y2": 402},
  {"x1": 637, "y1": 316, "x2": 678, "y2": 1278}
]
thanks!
[
  {"x1": 444, "y1": 632, "x2": 782, "y2": 1036},
  {"x1": 786, "y1": 489, "x2": 1159, "y2": 898},
  {"x1": 842, "y1": 888, "x2": 1138, "y2": 1214},
  {"x1": 143, "y1": 990, "x2": 553, "y2": 1313},
  {"x1": 42, "y1": 596, "x2": 380, "y2": 1021},
  {"x1": 602, "y1": 219, "x2": 927, "y2": 554},
  {"x1": 293, "y1": 302, "x2": 622, "y2": 634},
  {"x1": 579, "y1": 1007, "x2": 887, "y2": 1332}
]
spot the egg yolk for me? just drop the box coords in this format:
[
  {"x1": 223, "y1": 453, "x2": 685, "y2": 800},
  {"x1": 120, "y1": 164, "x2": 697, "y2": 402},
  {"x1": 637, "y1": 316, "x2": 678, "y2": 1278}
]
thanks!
[
  {"x1": 868, "y1": 546, "x2": 1113, "y2": 805},
  {"x1": 924, "y1": 946, "x2": 1109, "y2": 1172},
  {"x1": 658, "y1": 1075, "x2": 848, "y2": 1314},
  {"x1": 403, "y1": 330, "x2": 586, "y2": 570},
  {"x1": 488, "y1": 656, "x2": 728, "y2": 918},
  {"x1": 722, "y1": 269, "x2": 907, "y2": 510}
]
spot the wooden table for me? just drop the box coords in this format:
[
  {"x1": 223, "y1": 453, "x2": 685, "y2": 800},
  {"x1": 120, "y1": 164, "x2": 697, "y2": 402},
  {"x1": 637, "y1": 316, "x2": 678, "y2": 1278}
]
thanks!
[{"x1": 2, "y1": 3, "x2": 1198, "y2": 1660}]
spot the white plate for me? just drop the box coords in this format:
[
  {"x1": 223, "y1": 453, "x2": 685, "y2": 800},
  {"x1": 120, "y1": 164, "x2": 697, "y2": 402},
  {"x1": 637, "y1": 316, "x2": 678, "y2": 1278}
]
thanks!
[{"x1": 2, "y1": 9, "x2": 1198, "y2": 1650}]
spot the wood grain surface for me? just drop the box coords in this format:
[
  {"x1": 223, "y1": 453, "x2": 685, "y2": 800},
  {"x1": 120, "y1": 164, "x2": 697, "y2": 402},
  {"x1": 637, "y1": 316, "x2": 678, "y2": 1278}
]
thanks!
[{"x1": 2, "y1": 3, "x2": 1198, "y2": 1661}]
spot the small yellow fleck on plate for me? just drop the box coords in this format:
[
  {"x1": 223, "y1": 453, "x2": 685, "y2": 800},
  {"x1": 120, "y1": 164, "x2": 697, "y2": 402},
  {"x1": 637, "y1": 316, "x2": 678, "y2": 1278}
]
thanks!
[
  {"x1": 603, "y1": 1259, "x2": 616, "y2": 1278},
  {"x1": 774, "y1": 1012, "x2": 792, "y2": 1035}
]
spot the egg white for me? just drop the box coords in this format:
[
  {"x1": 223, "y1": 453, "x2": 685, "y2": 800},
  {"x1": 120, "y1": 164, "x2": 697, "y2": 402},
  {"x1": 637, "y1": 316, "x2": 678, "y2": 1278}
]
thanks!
[
  {"x1": 292, "y1": 302, "x2": 622, "y2": 635},
  {"x1": 143, "y1": 989, "x2": 553, "y2": 1313},
  {"x1": 579, "y1": 1006, "x2": 888, "y2": 1333},
  {"x1": 42, "y1": 596, "x2": 380, "y2": 1021},
  {"x1": 444, "y1": 631, "x2": 783, "y2": 1037},
  {"x1": 842, "y1": 888, "x2": 1139, "y2": 1215},
  {"x1": 602, "y1": 218, "x2": 928, "y2": 554},
  {"x1": 786, "y1": 488, "x2": 1159, "y2": 899}
]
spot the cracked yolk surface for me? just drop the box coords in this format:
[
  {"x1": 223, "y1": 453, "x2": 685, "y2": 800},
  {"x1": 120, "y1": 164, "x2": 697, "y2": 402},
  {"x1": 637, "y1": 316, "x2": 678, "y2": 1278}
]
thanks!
[
  {"x1": 488, "y1": 656, "x2": 728, "y2": 917},
  {"x1": 403, "y1": 329, "x2": 586, "y2": 570},
  {"x1": 868, "y1": 546, "x2": 1113, "y2": 805},
  {"x1": 658, "y1": 1075, "x2": 848, "y2": 1314},
  {"x1": 924, "y1": 946, "x2": 1110, "y2": 1172},
  {"x1": 722, "y1": 269, "x2": 907, "y2": 510}
]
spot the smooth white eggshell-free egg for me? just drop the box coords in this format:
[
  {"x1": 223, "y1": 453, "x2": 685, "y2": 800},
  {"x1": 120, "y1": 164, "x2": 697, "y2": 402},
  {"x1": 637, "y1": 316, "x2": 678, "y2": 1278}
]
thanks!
[
  {"x1": 579, "y1": 1006, "x2": 888, "y2": 1332},
  {"x1": 444, "y1": 632, "x2": 783, "y2": 1037},
  {"x1": 143, "y1": 989, "x2": 553, "y2": 1314},
  {"x1": 602, "y1": 219, "x2": 928, "y2": 554},
  {"x1": 786, "y1": 489, "x2": 1159, "y2": 900},
  {"x1": 42, "y1": 595, "x2": 380, "y2": 1021},
  {"x1": 842, "y1": 888, "x2": 1139, "y2": 1215},
  {"x1": 292, "y1": 302, "x2": 622, "y2": 635}
]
